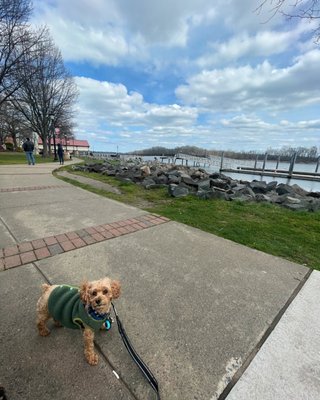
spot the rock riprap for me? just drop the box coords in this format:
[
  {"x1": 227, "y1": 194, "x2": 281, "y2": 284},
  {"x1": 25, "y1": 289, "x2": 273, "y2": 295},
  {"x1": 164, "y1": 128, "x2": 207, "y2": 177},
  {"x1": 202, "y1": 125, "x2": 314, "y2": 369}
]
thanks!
[{"x1": 73, "y1": 160, "x2": 320, "y2": 212}]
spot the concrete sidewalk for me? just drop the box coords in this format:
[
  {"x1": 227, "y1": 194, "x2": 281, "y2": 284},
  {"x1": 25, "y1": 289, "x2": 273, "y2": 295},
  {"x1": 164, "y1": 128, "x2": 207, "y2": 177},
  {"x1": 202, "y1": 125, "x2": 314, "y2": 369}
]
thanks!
[{"x1": 0, "y1": 162, "x2": 319, "y2": 400}]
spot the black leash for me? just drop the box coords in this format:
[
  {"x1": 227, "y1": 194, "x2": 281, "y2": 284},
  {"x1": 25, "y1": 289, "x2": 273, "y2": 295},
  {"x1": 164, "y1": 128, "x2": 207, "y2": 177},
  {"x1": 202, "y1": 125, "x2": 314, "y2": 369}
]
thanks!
[{"x1": 111, "y1": 303, "x2": 161, "y2": 400}]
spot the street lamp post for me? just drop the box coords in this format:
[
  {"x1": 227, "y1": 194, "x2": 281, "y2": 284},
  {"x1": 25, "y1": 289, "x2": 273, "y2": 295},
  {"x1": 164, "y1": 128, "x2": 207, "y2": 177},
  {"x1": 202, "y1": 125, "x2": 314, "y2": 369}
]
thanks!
[{"x1": 49, "y1": 115, "x2": 57, "y2": 161}]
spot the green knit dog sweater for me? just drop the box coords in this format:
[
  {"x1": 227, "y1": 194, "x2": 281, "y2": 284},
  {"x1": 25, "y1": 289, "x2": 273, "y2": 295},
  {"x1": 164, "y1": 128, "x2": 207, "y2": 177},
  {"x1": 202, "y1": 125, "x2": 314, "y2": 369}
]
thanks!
[{"x1": 48, "y1": 285, "x2": 108, "y2": 330}]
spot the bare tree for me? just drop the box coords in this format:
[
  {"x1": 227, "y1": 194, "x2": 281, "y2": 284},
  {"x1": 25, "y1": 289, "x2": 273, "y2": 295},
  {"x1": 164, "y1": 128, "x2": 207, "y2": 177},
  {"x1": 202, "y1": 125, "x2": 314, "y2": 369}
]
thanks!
[
  {"x1": 11, "y1": 30, "x2": 78, "y2": 156},
  {"x1": 0, "y1": 0, "x2": 46, "y2": 106},
  {"x1": 0, "y1": 100, "x2": 30, "y2": 147},
  {"x1": 256, "y1": 1, "x2": 320, "y2": 42}
]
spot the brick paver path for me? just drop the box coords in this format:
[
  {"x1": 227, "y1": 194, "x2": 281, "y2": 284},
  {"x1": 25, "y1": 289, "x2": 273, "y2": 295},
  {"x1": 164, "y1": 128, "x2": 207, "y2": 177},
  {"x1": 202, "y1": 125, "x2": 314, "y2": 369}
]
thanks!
[
  {"x1": 0, "y1": 185, "x2": 66, "y2": 193},
  {"x1": 0, "y1": 214, "x2": 170, "y2": 270}
]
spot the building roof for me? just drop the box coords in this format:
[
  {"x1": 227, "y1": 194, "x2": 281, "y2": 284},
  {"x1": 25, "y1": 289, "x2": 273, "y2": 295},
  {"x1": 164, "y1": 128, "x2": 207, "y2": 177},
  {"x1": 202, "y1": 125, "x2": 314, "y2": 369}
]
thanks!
[{"x1": 38, "y1": 138, "x2": 89, "y2": 147}]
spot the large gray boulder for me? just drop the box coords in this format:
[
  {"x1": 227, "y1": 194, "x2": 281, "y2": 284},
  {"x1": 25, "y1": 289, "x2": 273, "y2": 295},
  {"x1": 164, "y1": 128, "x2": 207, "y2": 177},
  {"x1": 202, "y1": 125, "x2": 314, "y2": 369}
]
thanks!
[
  {"x1": 141, "y1": 178, "x2": 156, "y2": 188},
  {"x1": 154, "y1": 174, "x2": 169, "y2": 185},
  {"x1": 181, "y1": 174, "x2": 198, "y2": 187},
  {"x1": 255, "y1": 194, "x2": 272, "y2": 202},
  {"x1": 196, "y1": 188, "x2": 229, "y2": 200},
  {"x1": 210, "y1": 178, "x2": 229, "y2": 190},
  {"x1": 276, "y1": 183, "x2": 294, "y2": 195},
  {"x1": 249, "y1": 181, "x2": 268, "y2": 194},
  {"x1": 167, "y1": 174, "x2": 181, "y2": 184},
  {"x1": 168, "y1": 184, "x2": 189, "y2": 198},
  {"x1": 291, "y1": 184, "x2": 308, "y2": 197},
  {"x1": 197, "y1": 179, "x2": 212, "y2": 191},
  {"x1": 266, "y1": 181, "x2": 278, "y2": 191}
]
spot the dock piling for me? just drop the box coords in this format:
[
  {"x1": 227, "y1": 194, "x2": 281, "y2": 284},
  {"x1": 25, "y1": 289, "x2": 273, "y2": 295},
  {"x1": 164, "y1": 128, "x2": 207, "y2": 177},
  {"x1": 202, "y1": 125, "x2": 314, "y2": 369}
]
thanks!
[
  {"x1": 288, "y1": 152, "x2": 297, "y2": 177},
  {"x1": 220, "y1": 151, "x2": 224, "y2": 172},
  {"x1": 262, "y1": 153, "x2": 268, "y2": 172},
  {"x1": 316, "y1": 156, "x2": 320, "y2": 173}
]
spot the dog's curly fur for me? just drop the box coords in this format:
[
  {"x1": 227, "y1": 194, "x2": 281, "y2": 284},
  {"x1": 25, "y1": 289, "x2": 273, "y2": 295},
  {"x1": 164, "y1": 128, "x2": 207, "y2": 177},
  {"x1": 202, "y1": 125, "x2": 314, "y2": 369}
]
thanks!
[{"x1": 36, "y1": 277, "x2": 121, "y2": 365}]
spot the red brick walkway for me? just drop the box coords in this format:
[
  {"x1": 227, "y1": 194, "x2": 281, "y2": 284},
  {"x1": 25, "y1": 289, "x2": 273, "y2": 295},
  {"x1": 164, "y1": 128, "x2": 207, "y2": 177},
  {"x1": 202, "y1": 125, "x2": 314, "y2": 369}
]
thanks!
[
  {"x1": 0, "y1": 214, "x2": 170, "y2": 270},
  {"x1": 0, "y1": 185, "x2": 66, "y2": 193}
]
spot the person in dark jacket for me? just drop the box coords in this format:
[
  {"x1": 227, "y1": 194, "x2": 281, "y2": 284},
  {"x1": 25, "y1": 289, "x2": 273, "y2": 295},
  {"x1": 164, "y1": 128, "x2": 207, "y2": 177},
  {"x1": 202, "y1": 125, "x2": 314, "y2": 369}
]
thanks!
[
  {"x1": 57, "y1": 143, "x2": 64, "y2": 165},
  {"x1": 22, "y1": 138, "x2": 35, "y2": 165}
]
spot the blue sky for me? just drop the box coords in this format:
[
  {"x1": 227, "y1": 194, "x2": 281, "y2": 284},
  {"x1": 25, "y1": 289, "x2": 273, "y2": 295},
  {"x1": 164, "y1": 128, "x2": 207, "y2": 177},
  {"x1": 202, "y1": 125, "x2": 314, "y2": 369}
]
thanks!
[{"x1": 32, "y1": 0, "x2": 320, "y2": 153}]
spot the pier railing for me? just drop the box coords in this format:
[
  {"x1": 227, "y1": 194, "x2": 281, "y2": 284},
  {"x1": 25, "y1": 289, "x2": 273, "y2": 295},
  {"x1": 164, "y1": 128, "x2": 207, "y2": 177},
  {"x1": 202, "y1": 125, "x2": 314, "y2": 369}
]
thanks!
[
  {"x1": 159, "y1": 151, "x2": 320, "y2": 182},
  {"x1": 220, "y1": 152, "x2": 320, "y2": 182}
]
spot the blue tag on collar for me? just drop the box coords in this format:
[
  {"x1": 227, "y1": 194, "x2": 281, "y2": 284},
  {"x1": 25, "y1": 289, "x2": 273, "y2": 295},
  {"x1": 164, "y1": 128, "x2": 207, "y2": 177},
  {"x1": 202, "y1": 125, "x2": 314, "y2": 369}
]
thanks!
[{"x1": 105, "y1": 318, "x2": 112, "y2": 331}]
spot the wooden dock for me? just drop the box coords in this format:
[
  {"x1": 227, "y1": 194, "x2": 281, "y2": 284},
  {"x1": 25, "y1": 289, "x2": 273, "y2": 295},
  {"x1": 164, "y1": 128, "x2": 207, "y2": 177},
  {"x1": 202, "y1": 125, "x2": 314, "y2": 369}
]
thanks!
[
  {"x1": 158, "y1": 151, "x2": 320, "y2": 183},
  {"x1": 160, "y1": 153, "x2": 214, "y2": 168},
  {"x1": 220, "y1": 167, "x2": 320, "y2": 182}
]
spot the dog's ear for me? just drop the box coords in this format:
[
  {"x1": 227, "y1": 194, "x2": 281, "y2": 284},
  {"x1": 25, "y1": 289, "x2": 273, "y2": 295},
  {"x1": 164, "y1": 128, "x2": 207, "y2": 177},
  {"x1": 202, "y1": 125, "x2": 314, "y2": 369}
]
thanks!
[
  {"x1": 80, "y1": 281, "x2": 90, "y2": 304},
  {"x1": 111, "y1": 280, "x2": 121, "y2": 299}
]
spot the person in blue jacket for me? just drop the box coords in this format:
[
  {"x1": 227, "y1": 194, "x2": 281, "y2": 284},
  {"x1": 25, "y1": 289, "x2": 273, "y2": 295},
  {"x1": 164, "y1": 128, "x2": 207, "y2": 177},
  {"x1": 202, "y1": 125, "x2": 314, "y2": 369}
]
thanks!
[{"x1": 22, "y1": 138, "x2": 35, "y2": 165}]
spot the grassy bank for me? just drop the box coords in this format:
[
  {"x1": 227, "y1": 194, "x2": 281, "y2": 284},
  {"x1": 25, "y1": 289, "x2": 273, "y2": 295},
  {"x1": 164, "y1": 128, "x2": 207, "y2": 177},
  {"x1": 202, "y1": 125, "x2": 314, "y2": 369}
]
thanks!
[
  {"x1": 0, "y1": 152, "x2": 55, "y2": 164},
  {"x1": 55, "y1": 166, "x2": 320, "y2": 270}
]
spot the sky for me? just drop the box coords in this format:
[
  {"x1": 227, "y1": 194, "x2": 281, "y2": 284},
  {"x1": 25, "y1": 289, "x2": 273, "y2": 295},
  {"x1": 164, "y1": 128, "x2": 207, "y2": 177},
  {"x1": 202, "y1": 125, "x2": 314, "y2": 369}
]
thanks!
[{"x1": 32, "y1": 0, "x2": 320, "y2": 153}]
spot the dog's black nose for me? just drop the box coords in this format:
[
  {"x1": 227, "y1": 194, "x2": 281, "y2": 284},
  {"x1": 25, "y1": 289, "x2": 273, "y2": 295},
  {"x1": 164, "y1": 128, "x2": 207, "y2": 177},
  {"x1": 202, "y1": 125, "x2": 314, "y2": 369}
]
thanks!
[{"x1": 96, "y1": 298, "x2": 101, "y2": 305}]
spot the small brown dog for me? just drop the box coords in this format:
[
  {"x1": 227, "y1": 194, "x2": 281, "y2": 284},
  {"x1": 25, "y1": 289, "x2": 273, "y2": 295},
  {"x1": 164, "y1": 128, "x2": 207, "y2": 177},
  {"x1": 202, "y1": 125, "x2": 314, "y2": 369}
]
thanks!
[{"x1": 36, "y1": 277, "x2": 121, "y2": 365}]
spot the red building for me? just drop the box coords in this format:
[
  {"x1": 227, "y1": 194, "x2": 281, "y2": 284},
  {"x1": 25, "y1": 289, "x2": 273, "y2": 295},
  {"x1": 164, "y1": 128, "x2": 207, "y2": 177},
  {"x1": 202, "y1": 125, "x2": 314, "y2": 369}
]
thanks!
[{"x1": 37, "y1": 137, "x2": 90, "y2": 155}]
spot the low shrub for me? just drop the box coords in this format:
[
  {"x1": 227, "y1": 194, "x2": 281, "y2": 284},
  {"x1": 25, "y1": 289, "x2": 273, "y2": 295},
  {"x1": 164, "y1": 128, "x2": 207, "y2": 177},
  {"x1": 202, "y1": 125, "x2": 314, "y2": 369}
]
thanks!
[{"x1": 5, "y1": 142, "x2": 13, "y2": 151}]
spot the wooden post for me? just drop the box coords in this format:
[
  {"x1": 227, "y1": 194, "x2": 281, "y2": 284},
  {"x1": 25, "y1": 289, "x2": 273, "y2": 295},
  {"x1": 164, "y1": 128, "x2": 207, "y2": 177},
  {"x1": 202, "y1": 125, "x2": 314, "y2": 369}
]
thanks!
[
  {"x1": 276, "y1": 155, "x2": 280, "y2": 170},
  {"x1": 220, "y1": 151, "x2": 224, "y2": 172},
  {"x1": 315, "y1": 156, "x2": 320, "y2": 173},
  {"x1": 254, "y1": 155, "x2": 258, "y2": 169},
  {"x1": 288, "y1": 152, "x2": 297, "y2": 177},
  {"x1": 262, "y1": 153, "x2": 268, "y2": 172}
]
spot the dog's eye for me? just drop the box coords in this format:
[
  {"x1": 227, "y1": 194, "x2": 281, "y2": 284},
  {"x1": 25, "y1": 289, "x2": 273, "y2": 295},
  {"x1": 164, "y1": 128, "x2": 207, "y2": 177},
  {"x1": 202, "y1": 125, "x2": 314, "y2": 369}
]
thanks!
[
  {"x1": 92, "y1": 290, "x2": 97, "y2": 296},
  {"x1": 103, "y1": 289, "x2": 109, "y2": 294}
]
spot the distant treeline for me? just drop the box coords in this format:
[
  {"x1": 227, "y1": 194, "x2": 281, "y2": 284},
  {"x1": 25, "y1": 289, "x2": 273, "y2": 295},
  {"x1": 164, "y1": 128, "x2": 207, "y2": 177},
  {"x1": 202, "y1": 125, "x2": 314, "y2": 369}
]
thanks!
[
  {"x1": 130, "y1": 145, "x2": 319, "y2": 162},
  {"x1": 131, "y1": 146, "x2": 207, "y2": 157}
]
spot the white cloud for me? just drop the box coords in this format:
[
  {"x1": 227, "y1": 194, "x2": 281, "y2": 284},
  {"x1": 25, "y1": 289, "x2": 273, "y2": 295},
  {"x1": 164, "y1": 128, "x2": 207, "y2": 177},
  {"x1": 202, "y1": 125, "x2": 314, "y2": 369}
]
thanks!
[
  {"x1": 220, "y1": 0, "x2": 293, "y2": 31},
  {"x1": 32, "y1": 0, "x2": 144, "y2": 65},
  {"x1": 221, "y1": 115, "x2": 272, "y2": 129},
  {"x1": 115, "y1": 0, "x2": 214, "y2": 46},
  {"x1": 176, "y1": 49, "x2": 320, "y2": 112},
  {"x1": 32, "y1": 0, "x2": 217, "y2": 65},
  {"x1": 75, "y1": 77, "x2": 198, "y2": 132},
  {"x1": 280, "y1": 119, "x2": 320, "y2": 129},
  {"x1": 196, "y1": 21, "x2": 316, "y2": 68},
  {"x1": 217, "y1": 114, "x2": 320, "y2": 150}
]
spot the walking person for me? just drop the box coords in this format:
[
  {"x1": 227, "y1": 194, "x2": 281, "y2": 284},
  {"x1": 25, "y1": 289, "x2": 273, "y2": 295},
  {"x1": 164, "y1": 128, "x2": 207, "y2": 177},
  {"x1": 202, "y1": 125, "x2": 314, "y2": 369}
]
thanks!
[
  {"x1": 22, "y1": 138, "x2": 35, "y2": 165},
  {"x1": 57, "y1": 143, "x2": 64, "y2": 165}
]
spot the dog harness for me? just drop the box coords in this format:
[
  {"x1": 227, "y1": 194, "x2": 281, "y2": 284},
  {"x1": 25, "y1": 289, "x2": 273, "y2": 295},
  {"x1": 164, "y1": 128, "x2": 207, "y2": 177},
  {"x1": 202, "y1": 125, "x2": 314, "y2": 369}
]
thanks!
[{"x1": 48, "y1": 285, "x2": 111, "y2": 331}]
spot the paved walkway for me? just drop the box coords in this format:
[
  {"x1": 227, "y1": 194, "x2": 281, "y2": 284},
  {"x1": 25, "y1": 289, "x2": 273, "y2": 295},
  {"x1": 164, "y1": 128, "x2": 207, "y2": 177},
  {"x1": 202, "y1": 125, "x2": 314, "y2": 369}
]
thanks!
[
  {"x1": 56, "y1": 170, "x2": 122, "y2": 194},
  {"x1": 1, "y1": 213, "x2": 169, "y2": 270},
  {"x1": 0, "y1": 161, "x2": 319, "y2": 400}
]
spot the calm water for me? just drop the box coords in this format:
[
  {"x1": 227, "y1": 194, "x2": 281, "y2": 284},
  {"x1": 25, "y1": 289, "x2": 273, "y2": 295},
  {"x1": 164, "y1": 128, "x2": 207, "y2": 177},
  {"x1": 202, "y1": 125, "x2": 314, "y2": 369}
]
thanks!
[{"x1": 142, "y1": 155, "x2": 320, "y2": 192}]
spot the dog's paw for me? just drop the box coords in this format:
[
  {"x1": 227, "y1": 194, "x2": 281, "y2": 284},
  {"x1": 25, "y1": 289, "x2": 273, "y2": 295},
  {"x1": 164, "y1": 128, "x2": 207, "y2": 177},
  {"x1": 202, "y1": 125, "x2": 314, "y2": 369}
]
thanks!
[
  {"x1": 86, "y1": 352, "x2": 99, "y2": 366},
  {"x1": 38, "y1": 327, "x2": 50, "y2": 337}
]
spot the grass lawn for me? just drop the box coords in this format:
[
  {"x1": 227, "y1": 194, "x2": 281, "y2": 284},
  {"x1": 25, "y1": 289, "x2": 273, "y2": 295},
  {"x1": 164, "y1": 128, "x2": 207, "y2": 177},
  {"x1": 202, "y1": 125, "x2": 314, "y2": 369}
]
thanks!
[
  {"x1": 0, "y1": 152, "x2": 56, "y2": 164},
  {"x1": 55, "y1": 165, "x2": 320, "y2": 271}
]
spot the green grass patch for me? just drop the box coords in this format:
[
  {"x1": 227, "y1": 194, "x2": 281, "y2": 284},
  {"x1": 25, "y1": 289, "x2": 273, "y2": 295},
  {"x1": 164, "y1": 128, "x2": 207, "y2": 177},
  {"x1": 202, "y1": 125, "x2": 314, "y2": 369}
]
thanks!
[
  {"x1": 0, "y1": 152, "x2": 56, "y2": 164},
  {"x1": 55, "y1": 165, "x2": 320, "y2": 270}
]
